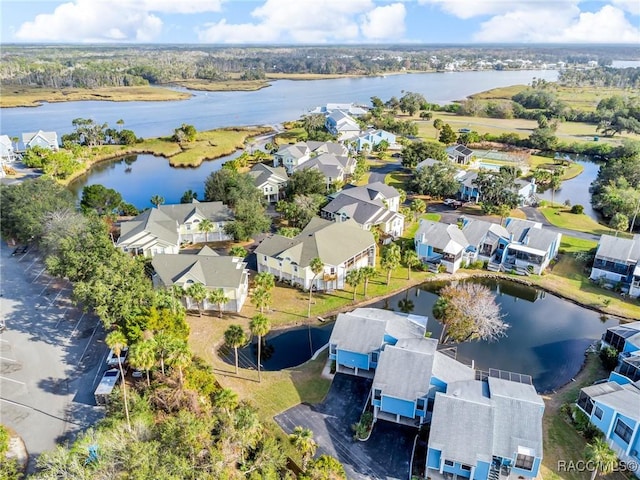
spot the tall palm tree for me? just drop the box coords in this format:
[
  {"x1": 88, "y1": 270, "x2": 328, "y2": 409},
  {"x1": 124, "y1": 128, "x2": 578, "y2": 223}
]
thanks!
[
  {"x1": 289, "y1": 426, "x2": 317, "y2": 471},
  {"x1": 411, "y1": 198, "x2": 426, "y2": 222},
  {"x1": 402, "y1": 249, "x2": 420, "y2": 280},
  {"x1": 198, "y1": 218, "x2": 214, "y2": 243},
  {"x1": 170, "y1": 285, "x2": 185, "y2": 314},
  {"x1": 167, "y1": 340, "x2": 191, "y2": 386},
  {"x1": 186, "y1": 283, "x2": 208, "y2": 317},
  {"x1": 128, "y1": 338, "x2": 156, "y2": 387},
  {"x1": 213, "y1": 387, "x2": 238, "y2": 416},
  {"x1": 584, "y1": 438, "x2": 618, "y2": 480},
  {"x1": 154, "y1": 332, "x2": 175, "y2": 376},
  {"x1": 105, "y1": 330, "x2": 131, "y2": 432},
  {"x1": 150, "y1": 195, "x2": 165, "y2": 207},
  {"x1": 224, "y1": 325, "x2": 247, "y2": 375},
  {"x1": 208, "y1": 288, "x2": 229, "y2": 318},
  {"x1": 254, "y1": 272, "x2": 275, "y2": 291},
  {"x1": 251, "y1": 286, "x2": 271, "y2": 314},
  {"x1": 381, "y1": 243, "x2": 401, "y2": 286},
  {"x1": 550, "y1": 173, "x2": 562, "y2": 206},
  {"x1": 249, "y1": 314, "x2": 271, "y2": 383},
  {"x1": 360, "y1": 266, "x2": 377, "y2": 298},
  {"x1": 345, "y1": 268, "x2": 363, "y2": 301},
  {"x1": 308, "y1": 257, "x2": 324, "y2": 318}
]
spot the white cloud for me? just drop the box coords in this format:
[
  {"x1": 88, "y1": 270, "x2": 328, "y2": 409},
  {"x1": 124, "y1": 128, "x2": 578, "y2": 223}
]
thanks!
[
  {"x1": 610, "y1": 0, "x2": 640, "y2": 15},
  {"x1": 473, "y1": 4, "x2": 640, "y2": 43},
  {"x1": 199, "y1": 0, "x2": 376, "y2": 43},
  {"x1": 14, "y1": 0, "x2": 222, "y2": 42},
  {"x1": 361, "y1": 3, "x2": 406, "y2": 40},
  {"x1": 415, "y1": 0, "x2": 568, "y2": 20}
]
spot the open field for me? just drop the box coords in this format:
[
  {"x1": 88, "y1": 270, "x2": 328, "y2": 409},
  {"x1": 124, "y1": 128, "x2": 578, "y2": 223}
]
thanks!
[
  {"x1": 170, "y1": 79, "x2": 270, "y2": 92},
  {"x1": 540, "y1": 205, "x2": 633, "y2": 238},
  {"x1": 0, "y1": 85, "x2": 191, "y2": 108}
]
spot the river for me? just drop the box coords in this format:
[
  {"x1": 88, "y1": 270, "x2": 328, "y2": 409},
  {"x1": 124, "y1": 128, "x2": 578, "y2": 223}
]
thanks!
[{"x1": 1, "y1": 70, "x2": 558, "y2": 139}]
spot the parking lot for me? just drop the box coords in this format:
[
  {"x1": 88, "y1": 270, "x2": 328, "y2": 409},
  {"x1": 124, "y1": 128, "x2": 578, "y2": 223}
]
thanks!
[
  {"x1": 0, "y1": 243, "x2": 107, "y2": 470},
  {"x1": 275, "y1": 374, "x2": 416, "y2": 480}
]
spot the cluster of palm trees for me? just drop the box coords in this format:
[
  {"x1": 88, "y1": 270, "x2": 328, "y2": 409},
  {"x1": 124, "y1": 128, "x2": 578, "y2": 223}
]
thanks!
[
  {"x1": 345, "y1": 265, "x2": 377, "y2": 301},
  {"x1": 179, "y1": 283, "x2": 229, "y2": 318}
]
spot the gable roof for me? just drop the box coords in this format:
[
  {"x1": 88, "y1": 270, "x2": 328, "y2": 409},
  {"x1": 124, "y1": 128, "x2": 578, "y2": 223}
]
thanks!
[
  {"x1": 595, "y1": 234, "x2": 640, "y2": 263},
  {"x1": 22, "y1": 130, "x2": 58, "y2": 147},
  {"x1": 462, "y1": 219, "x2": 510, "y2": 247},
  {"x1": 249, "y1": 163, "x2": 288, "y2": 188},
  {"x1": 323, "y1": 182, "x2": 402, "y2": 226},
  {"x1": 583, "y1": 380, "x2": 640, "y2": 420},
  {"x1": 415, "y1": 220, "x2": 469, "y2": 255},
  {"x1": 152, "y1": 253, "x2": 247, "y2": 289},
  {"x1": 505, "y1": 218, "x2": 558, "y2": 253},
  {"x1": 297, "y1": 153, "x2": 345, "y2": 179},
  {"x1": 446, "y1": 144, "x2": 473, "y2": 157},
  {"x1": 157, "y1": 201, "x2": 233, "y2": 224},
  {"x1": 118, "y1": 207, "x2": 179, "y2": 247},
  {"x1": 275, "y1": 142, "x2": 309, "y2": 159},
  {"x1": 415, "y1": 158, "x2": 442, "y2": 170},
  {"x1": 0, "y1": 135, "x2": 13, "y2": 149},
  {"x1": 255, "y1": 217, "x2": 375, "y2": 267}
]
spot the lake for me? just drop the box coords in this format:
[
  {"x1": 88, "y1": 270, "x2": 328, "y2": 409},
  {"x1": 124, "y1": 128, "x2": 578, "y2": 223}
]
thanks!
[
  {"x1": 67, "y1": 152, "x2": 241, "y2": 208},
  {"x1": 1, "y1": 70, "x2": 558, "y2": 139},
  {"x1": 219, "y1": 278, "x2": 617, "y2": 393}
]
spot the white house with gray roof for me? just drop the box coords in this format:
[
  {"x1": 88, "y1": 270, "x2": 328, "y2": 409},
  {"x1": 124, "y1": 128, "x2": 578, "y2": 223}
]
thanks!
[
  {"x1": 322, "y1": 182, "x2": 405, "y2": 239},
  {"x1": 308, "y1": 103, "x2": 368, "y2": 117},
  {"x1": 427, "y1": 375, "x2": 544, "y2": 480},
  {"x1": 273, "y1": 141, "x2": 352, "y2": 177},
  {"x1": 461, "y1": 218, "x2": 511, "y2": 264},
  {"x1": 0, "y1": 135, "x2": 16, "y2": 163},
  {"x1": 248, "y1": 163, "x2": 288, "y2": 203},
  {"x1": 325, "y1": 110, "x2": 361, "y2": 140},
  {"x1": 414, "y1": 220, "x2": 471, "y2": 273},
  {"x1": 255, "y1": 217, "x2": 376, "y2": 291},
  {"x1": 22, "y1": 130, "x2": 59, "y2": 150},
  {"x1": 500, "y1": 218, "x2": 561, "y2": 274},
  {"x1": 590, "y1": 234, "x2": 640, "y2": 298},
  {"x1": 117, "y1": 200, "x2": 233, "y2": 258},
  {"x1": 446, "y1": 144, "x2": 474, "y2": 165},
  {"x1": 151, "y1": 246, "x2": 249, "y2": 313}
]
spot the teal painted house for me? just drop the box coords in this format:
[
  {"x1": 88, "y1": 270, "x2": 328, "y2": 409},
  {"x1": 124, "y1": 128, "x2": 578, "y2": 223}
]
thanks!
[
  {"x1": 602, "y1": 321, "x2": 640, "y2": 383},
  {"x1": 427, "y1": 375, "x2": 544, "y2": 480},
  {"x1": 576, "y1": 378, "x2": 640, "y2": 477},
  {"x1": 371, "y1": 338, "x2": 475, "y2": 426},
  {"x1": 328, "y1": 308, "x2": 428, "y2": 377}
]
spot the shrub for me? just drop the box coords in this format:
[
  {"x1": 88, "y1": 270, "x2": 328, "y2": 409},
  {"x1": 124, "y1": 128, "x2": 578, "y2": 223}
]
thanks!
[
  {"x1": 351, "y1": 411, "x2": 374, "y2": 440},
  {"x1": 599, "y1": 346, "x2": 619, "y2": 371},
  {"x1": 570, "y1": 204, "x2": 584, "y2": 214}
]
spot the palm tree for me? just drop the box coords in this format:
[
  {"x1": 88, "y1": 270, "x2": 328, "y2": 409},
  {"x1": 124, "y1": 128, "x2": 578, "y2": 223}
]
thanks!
[
  {"x1": 105, "y1": 330, "x2": 131, "y2": 432},
  {"x1": 167, "y1": 340, "x2": 191, "y2": 386},
  {"x1": 497, "y1": 204, "x2": 511, "y2": 226},
  {"x1": 170, "y1": 285, "x2": 185, "y2": 314},
  {"x1": 289, "y1": 426, "x2": 317, "y2": 471},
  {"x1": 249, "y1": 314, "x2": 271, "y2": 383},
  {"x1": 360, "y1": 266, "x2": 377, "y2": 298},
  {"x1": 550, "y1": 173, "x2": 562, "y2": 206},
  {"x1": 345, "y1": 268, "x2": 363, "y2": 301},
  {"x1": 229, "y1": 246, "x2": 247, "y2": 258},
  {"x1": 213, "y1": 387, "x2": 238, "y2": 416},
  {"x1": 198, "y1": 218, "x2": 214, "y2": 242},
  {"x1": 402, "y1": 249, "x2": 420, "y2": 280},
  {"x1": 208, "y1": 288, "x2": 229, "y2": 318},
  {"x1": 381, "y1": 243, "x2": 401, "y2": 286},
  {"x1": 116, "y1": 118, "x2": 125, "y2": 130},
  {"x1": 186, "y1": 283, "x2": 208, "y2": 317},
  {"x1": 308, "y1": 258, "x2": 325, "y2": 318},
  {"x1": 154, "y1": 332, "x2": 175, "y2": 376},
  {"x1": 251, "y1": 286, "x2": 271, "y2": 314},
  {"x1": 584, "y1": 438, "x2": 618, "y2": 480},
  {"x1": 254, "y1": 271, "x2": 275, "y2": 291},
  {"x1": 128, "y1": 339, "x2": 156, "y2": 387},
  {"x1": 411, "y1": 198, "x2": 426, "y2": 222},
  {"x1": 150, "y1": 195, "x2": 165, "y2": 207},
  {"x1": 224, "y1": 325, "x2": 247, "y2": 375}
]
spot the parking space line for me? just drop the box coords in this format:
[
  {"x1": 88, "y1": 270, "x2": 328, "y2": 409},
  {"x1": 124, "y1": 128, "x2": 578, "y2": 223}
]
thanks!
[
  {"x1": 39, "y1": 278, "x2": 54, "y2": 296},
  {"x1": 91, "y1": 350, "x2": 110, "y2": 388},
  {"x1": 0, "y1": 376, "x2": 25, "y2": 385},
  {"x1": 31, "y1": 267, "x2": 47, "y2": 283},
  {"x1": 67, "y1": 313, "x2": 85, "y2": 343},
  {"x1": 79, "y1": 321, "x2": 101, "y2": 364},
  {"x1": 25, "y1": 256, "x2": 41, "y2": 272}
]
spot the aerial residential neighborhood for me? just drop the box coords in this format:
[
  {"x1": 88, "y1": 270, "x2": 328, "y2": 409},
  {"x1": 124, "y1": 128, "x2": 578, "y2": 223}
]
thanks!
[{"x1": 1, "y1": 25, "x2": 639, "y2": 480}]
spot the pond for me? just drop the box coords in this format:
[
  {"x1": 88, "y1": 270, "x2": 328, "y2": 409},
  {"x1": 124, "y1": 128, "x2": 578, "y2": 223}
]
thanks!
[
  {"x1": 373, "y1": 278, "x2": 618, "y2": 393},
  {"x1": 67, "y1": 151, "x2": 241, "y2": 209},
  {"x1": 218, "y1": 323, "x2": 334, "y2": 372}
]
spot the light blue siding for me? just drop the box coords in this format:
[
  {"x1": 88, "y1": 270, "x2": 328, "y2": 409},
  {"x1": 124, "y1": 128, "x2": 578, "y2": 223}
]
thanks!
[
  {"x1": 380, "y1": 395, "x2": 415, "y2": 419},
  {"x1": 623, "y1": 340, "x2": 640, "y2": 353},
  {"x1": 590, "y1": 400, "x2": 616, "y2": 433},
  {"x1": 383, "y1": 334, "x2": 398, "y2": 345},
  {"x1": 336, "y1": 349, "x2": 369, "y2": 370},
  {"x1": 427, "y1": 448, "x2": 441, "y2": 469},
  {"x1": 608, "y1": 371, "x2": 633, "y2": 385},
  {"x1": 431, "y1": 376, "x2": 448, "y2": 394},
  {"x1": 611, "y1": 412, "x2": 638, "y2": 450},
  {"x1": 443, "y1": 461, "x2": 472, "y2": 478},
  {"x1": 474, "y1": 461, "x2": 490, "y2": 480}
]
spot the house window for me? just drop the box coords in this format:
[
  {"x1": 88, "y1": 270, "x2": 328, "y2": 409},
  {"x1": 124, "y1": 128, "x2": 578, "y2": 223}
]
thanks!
[
  {"x1": 417, "y1": 398, "x2": 426, "y2": 411},
  {"x1": 515, "y1": 454, "x2": 534, "y2": 471},
  {"x1": 371, "y1": 351, "x2": 378, "y2": 363},
  {"x1": 614, "y1": 419, "x2": 633, "y2": 444},
  {"x1": 461, "y1": 465, "x2": 472, "y2": 472},
  {"x1": 373, "y1": 389, "x2": 381, "y2": 401},
  {"x1": 263, "y1": 255, "x2": 267, "y2": 262},
  {"x1": 444, "y1": 460, "x2": 454, "y2": 467},
  {"x1": 594, "y1": 407, "x2": 603, "y2": 420},
  {"x1": 294, "y1": 266, "x2": 298, "y2": 272},
  {"x1": 329, "y1": 343, "x2": 336, "y2": 355},
  {"x1": 330, "y1": 267, "x2": 335, "y2": 275}
]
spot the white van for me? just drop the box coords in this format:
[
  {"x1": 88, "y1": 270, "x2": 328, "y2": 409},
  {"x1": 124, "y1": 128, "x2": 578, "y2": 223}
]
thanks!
[
  {"x1": 94, "y1": 369, "x2": 121, "y2": 406},
  {"x1": 106, "y1": 347, "x2": 128, "y2": 368}
]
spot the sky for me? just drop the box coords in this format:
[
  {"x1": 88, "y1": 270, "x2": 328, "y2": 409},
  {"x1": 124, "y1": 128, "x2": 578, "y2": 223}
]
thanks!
[{"x1": 1, "y1": 0, "x2": 639, "y2": 45}]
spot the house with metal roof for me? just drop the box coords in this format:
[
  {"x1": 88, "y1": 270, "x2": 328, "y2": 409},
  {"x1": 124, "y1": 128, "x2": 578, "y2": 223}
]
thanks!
[
  {"x1": 590, "y1": 234, "x2": 640, "y2": 298},
  {"x1": 248, "y1": 163, "x2": 288, "y2": 203},
  {"x1": 151, "y1": 247, "x2": 249, "y2": 313},
  {"x1": 322, "y1": 182, "x2": 405, "y2": 239},
  {"x1": 499, "y1": 218, "x2": 562, "y2": 275},
  {"x1": 576, "y1": 377, "x2": 640, "y2": 477},
  {"x1": 414, "y1": 219, "x2": 471, "y2": 273},
  {"x1": 446, "y1": 144, "x2": 474, "y2": 165},
  {"x1": 255, "y1": 217, "x2": 376, "y2": 291},
  {"x1": 117, "y1": 200, "x2": 233, "y2": 257},
  {"x1": 325, "y1": 110, "x2": 361, "y2": 140},
  {"x1": 427, "y1": 375, "x2": 544, "y2": 480},
  {"x1": 22, "y1": 130, "x2": 59, "y2": 150}
]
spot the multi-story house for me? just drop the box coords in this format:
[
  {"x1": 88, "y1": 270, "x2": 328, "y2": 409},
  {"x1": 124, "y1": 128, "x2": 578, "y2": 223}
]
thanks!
[
  {"x1": 22, "y1": 130, "x2": 59, "y2": 150},
  {"x1": 414, "y1": 220, "x2": 470, "y2": 273},
  {"x1": 499, "y1": 218, "x2": 562, "y2": 274},
  {"x1": 590, "y1": 234, "x2": 640, "y2": 298},
  {"x1": 325, "y1": 110, "x2": 361, "y2": 140},
  {"x1": 248, "y1": 163, "x2": 288, "y2": 203}
]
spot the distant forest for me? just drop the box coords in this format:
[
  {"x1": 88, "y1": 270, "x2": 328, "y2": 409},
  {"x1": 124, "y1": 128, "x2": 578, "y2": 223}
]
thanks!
[{"x1": 1, "y1": 44, "x2": 638, "y2": 89}]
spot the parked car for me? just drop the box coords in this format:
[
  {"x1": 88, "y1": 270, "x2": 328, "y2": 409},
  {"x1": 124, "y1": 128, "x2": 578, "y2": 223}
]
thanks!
[
  {"x1": 443, "y1": 199, "x2": 463, "y2": 208},
  {"x1": 106, "y1": 347, "x2": 129, "y2": 368},
  {"x1": 94, "y1": 369, "x2": 121, "y2": 406}
]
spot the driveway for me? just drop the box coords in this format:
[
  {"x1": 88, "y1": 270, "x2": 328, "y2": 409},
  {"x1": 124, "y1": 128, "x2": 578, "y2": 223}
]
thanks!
[
  {"x1": 0, "y1": 244, "x2": 107, "y2": 471},
  {"x1": 275, "y1": 373, "x2": 416, "y2": 480},
  {"x1": 369, "y1": 160, "x2": 401, "y2": 184}
]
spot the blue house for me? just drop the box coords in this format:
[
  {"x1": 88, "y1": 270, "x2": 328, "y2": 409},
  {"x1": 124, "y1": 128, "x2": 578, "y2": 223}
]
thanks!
[
  {"x1": 590, "y1": 234, "x2": 640, "y2": 298},
  {"x1": 415, "y1": 220, "x2": 470, "y2": 273},
  {"x1": 576, "y1": 378, "x2": 640, "y2": 476},
  {"x1": 458, "y1": 171, "x2": 481, "y2": 202},
  {"x1": 500, "y1": 218, "x2": 562, "y2": 275},
  {"x1": 372, "y1": 338, "x2": 475, "y2": 426},
  {"x1": 328, "y1": 308, "x2": 427, "y2": 377},
  {"x1": 427, "y1": 375, "x2": 545, "y2": 480},
  {"x1": 355, "y1": 129, "x2": 397, "y2": 152},
  {"x1": 602, "y1": 321, "x2": 640, "y2": 383}
]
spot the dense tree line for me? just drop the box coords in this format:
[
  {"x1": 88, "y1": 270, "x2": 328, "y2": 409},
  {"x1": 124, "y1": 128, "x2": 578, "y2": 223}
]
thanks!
[{"x1": 558, "y1": 66, "x2": 640, "y2": 89}]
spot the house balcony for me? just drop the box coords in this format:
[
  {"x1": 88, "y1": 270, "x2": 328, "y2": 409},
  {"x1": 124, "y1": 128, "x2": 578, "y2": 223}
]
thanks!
[{"x1": 374, "y1": 409, "x2": 425, "y2": 427}]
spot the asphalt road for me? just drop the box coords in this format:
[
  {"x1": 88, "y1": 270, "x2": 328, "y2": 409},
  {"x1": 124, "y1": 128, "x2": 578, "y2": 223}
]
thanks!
[
  {"x1": 0, "y1": 243, "x2": 107, "y2": 471},
  {"x1": 368, "y1": 160, "x2": 401, "y2": 184}
]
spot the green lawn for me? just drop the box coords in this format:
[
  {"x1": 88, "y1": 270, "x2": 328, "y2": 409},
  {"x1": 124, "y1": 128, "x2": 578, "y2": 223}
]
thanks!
[
  {"x1": 385, "y1": 171, "x2": 411, "y2": 190},
  {"x1": 559, "y1": 235, "x2": 598, "y2": 254},
  {"x1": 539, "y1": 206, "x2": 630, "y2": 237}
]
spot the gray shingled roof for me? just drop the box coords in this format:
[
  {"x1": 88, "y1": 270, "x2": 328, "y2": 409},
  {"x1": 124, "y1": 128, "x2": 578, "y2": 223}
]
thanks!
[
  {"x1": 255, "y1": 217, "x2": 375, "y2": 267},
  {"x1": 374, "y1": 344, "x2": 435, "y2": 401},
  {"x1": 322, "y1": 182, "x2": 401, "y2": 226},
  {"x1": 595, "y1": 234, "x2": 640, "y2": 263},
  {"x1": 462, "y1": 219, "x2": 509, "y2": 247},
  {"x1": 586, "y1": 381, "x2": 640, "y2": 420},
  {"x1": 22, "y1": 130, "x2": 58, "y2": 146},
  {"x1": 415, "y1": 220, "x2": 469, "y2": 254},
  {"x1": 447, "y1": 144, "x2": 473, "y2": 157},
  {"x1": 249, "y1": 163, "x2": 288, "y2": 188},
  {"x1": 505, "y1": 218, "x2": 558, "y2": 253},
  {"x1": 158, "y1": 201, "x2": 233, "y2": 224},
  {"x1": 329, "y1": 313, "x2": 387, "y2": 354},
  {"x1": 118, "y1": 208, "x2": 179, "y2": 246},
  {"x1": 152, "y1": 253, "x2": 247, "y2": 289},
  {"x1": 276, "y1": 142, "x2": 309, "y2": 159}
]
